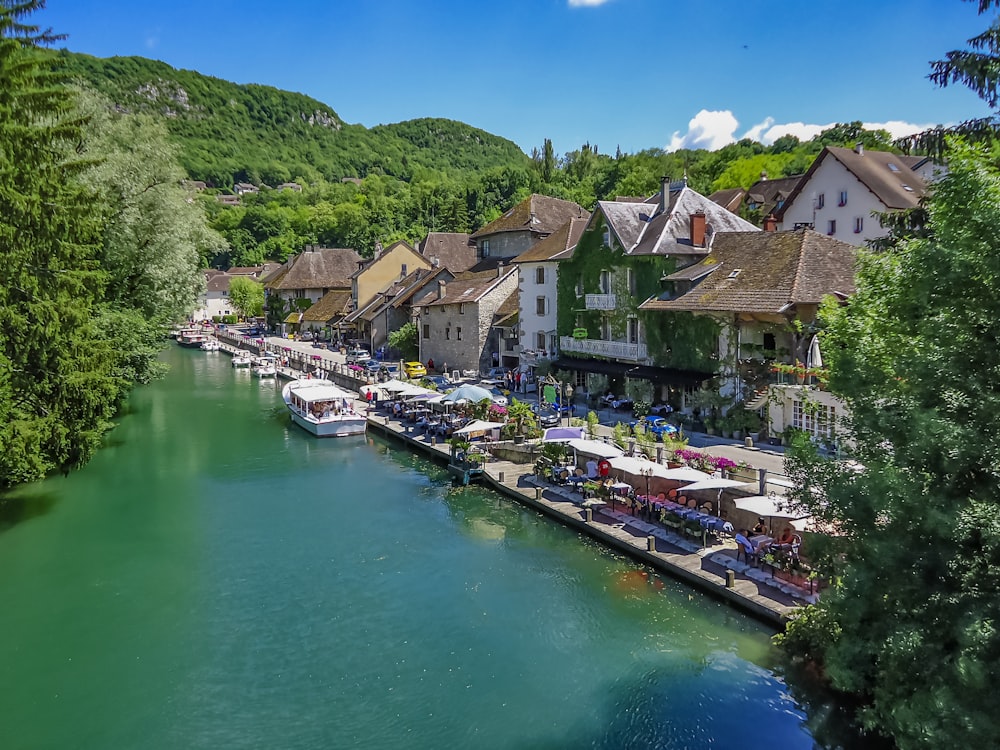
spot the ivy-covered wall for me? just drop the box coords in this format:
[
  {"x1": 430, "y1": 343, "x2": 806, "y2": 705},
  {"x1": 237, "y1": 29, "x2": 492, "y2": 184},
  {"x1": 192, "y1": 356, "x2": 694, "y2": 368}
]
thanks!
[{"x1": 556, "y1": 214, "x2": 719, "y2": 371}]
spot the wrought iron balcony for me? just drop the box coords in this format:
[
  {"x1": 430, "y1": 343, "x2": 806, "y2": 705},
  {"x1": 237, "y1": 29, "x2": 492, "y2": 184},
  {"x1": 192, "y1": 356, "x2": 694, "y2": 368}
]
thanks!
[
  {"x1": 559, "y1": 336, "x2": 646, "y2": 361},
  {"x1": 584, "y1": 294, "x2": 616, "y2": 310}
]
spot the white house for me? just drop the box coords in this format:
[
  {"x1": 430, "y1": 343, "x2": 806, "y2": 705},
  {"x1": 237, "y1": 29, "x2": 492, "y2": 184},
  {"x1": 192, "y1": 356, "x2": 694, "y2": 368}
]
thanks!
[
  {"x1": 511, "y1": 216, "x2": 589, "y2": 371},
  {"x1": 776, "y1": 145, "x2": 936, "y2": 246}
]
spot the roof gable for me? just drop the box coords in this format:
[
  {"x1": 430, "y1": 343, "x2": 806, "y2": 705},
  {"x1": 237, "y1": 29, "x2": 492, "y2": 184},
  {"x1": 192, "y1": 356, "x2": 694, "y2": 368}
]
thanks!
[
  {"x1": 419, "y1": 232, "x2": 476, "y2": 272},
  {"x1": 512, "y1": 216, "x2": 589, "y2": 263},
  {"x1": 470, "y1": 194, "x2": 587, "y2": 239}
]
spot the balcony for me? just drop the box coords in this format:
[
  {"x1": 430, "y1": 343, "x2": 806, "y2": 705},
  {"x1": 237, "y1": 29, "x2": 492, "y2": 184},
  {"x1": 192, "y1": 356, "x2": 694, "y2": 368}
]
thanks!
[
  {"x1": 518, "y1": 348, "x2": 555, "y2": 366},
  {"x1": 584, "y1": 294, "x2": 616, "y2": 310},
  {"x1": 560, "y1": 336, "x2": 646, "y2": 361}
]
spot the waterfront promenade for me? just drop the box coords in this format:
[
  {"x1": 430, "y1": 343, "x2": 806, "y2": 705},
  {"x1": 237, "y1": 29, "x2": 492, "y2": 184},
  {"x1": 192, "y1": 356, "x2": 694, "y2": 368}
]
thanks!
[{"x1": 209, "y1": 331, "x2": 810, "y2": 626}]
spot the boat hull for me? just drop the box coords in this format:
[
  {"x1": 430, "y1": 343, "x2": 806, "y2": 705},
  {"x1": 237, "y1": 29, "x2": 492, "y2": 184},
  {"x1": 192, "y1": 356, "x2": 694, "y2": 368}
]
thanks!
[{"x1": 289, "y1": 411, "x2": 367, "y2": 437}]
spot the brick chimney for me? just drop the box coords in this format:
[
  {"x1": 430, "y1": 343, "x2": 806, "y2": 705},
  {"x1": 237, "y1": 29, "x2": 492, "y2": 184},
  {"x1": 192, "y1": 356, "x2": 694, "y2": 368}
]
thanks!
[
  {"x1": 763, "y1": 214, "x2": 778, "y2": 232},
  {"x1": 437, "y1": 280, "x2": 447, "y2": 300},
  {"x1": 690, "y1": 211, "x2": 707, "y2": 247}
]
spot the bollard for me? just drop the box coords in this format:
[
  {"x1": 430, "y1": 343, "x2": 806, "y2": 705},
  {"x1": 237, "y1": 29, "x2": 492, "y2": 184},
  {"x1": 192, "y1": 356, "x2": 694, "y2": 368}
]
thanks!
[
  {"x1": 498, "y1": 471, "x2": 505, "y2": 483},
  {"x1": 726, "y1": 569, "x2": 736, "y2": 588},
  {"x1": 745, "y1": 436, "x2": 754, "y2": 449},
  {"x1": 535, "y1": 487, "x2": 542, "y2": 500},
  {"x1": 585, "y1": 508, "x2": 593, "y2": 522},
  {"x1": 431, "y1": 435, "x2": 437, "y2": 445},
  {"x1": 647, "y1": 535, "x2": 656, "y2": 552}
]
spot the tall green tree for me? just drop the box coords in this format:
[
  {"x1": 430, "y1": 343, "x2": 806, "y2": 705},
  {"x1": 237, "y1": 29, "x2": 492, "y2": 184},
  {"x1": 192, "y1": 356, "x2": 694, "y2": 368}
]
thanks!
[
  {"x1": 0, "y1": 1, "x2": 117, "y2": 487},
  {"x1": 781, "y1": 142, "x2": 1000, "y2": 748},
  {"x1": 228, "y1": 276, "x2": 265, "y2": 319}
]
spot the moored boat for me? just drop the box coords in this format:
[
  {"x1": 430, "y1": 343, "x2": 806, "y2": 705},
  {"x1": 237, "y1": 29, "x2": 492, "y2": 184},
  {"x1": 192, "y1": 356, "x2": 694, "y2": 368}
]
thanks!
[
  {"x1": 282, "y1": 379, "x2": 367, "y2": 437},
  {"x1": 231, "y1": 353, "x2": 253, "y2": 368},
  {"x1": 252, "y1": 357, "x2": 277, "y2": 378},
  {"x1": 201, "y1": 339, "x2": 221, "y2": 351},
  {"x1": 177, "y1": 330, "x2": 209, "y2": 348}
]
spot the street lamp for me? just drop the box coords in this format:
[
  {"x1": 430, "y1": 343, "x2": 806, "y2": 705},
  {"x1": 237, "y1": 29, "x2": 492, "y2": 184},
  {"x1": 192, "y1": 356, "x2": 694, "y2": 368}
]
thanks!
[
  {"x1": 562, "y1": 383, "x2": 574, "y2": 427},
  {"x1": 640, "y1": 465, "x2": 654, "y2": 500}
]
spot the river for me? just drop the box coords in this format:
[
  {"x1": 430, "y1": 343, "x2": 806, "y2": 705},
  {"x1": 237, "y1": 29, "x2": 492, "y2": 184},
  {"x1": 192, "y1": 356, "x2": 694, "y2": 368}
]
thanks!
[{"x1": 0, "y1": 346, "x2": 835, "y2": 749}]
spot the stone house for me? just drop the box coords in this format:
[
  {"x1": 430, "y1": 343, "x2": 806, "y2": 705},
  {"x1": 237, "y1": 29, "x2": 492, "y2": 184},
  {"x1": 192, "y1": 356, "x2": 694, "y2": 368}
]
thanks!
[
  {"x1": 639, "y1": 228, "x2": 856, "y2": 440},
  {"x1": 469, "y1": 194, "x2": 587, "y2": 265},
  {"x1": 415, "y1": 265, "x2": 519, "y2": 374}
]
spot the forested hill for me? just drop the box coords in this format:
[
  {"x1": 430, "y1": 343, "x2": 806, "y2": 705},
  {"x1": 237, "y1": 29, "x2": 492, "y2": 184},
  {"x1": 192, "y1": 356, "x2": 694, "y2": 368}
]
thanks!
[{"x1": 50, "y1": 50, "x2": 530, "y2": 187}]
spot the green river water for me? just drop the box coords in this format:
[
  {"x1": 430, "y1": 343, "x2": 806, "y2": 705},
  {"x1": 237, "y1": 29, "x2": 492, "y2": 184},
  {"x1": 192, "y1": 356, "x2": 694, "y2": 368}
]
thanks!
[{"x1": 0, "y1": 347, "x2": 843, "y2": 749}]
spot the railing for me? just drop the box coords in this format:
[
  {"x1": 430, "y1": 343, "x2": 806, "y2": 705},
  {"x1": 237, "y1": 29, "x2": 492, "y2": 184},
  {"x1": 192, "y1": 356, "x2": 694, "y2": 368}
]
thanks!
[
  {"x1": 559, "y1": 336, "x2": 646, "y2": 361},
  {"x1": 518, "y1": 349, "x2": 555, "y2": 366},
  {"x1": 584, "y1": 293, "x2": 616, "y2": 310}
]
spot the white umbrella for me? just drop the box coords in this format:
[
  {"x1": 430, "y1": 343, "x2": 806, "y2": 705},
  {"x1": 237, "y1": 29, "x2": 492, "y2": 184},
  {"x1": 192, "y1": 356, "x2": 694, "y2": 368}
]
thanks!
[
  {"x1": 681, "y1": 477, "x2": 754, "y2": 492},
  {"x1": 608, "y1": 456, "x2": 670, "y2": 478},
  {"x1": 379, "y1": 379, "x2": 413, "y2": 393},
  {"x1": 659, "y1": 466, "x2": 711, "y2": 482},
  {"x1": 453, "y1": 419, "x2": 506, "y2": 435},
  {"x1": 807, "y1": 335, "x2": 823, "y2": 369},
  {"x1": 732, "y1": 494, "x2": 809, "y2": 520},
  {"x1": 566, "y1": 438, "x2": 623, "y2": 459},
  {"x1": 442, "y1": 384, "x2": 494, "y2": 403}
]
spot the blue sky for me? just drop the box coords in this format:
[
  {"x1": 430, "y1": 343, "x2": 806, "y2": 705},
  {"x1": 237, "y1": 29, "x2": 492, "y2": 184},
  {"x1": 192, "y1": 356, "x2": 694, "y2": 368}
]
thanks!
[{"x1": 40, "y1": 0, "x2": 994, "y2": 156}]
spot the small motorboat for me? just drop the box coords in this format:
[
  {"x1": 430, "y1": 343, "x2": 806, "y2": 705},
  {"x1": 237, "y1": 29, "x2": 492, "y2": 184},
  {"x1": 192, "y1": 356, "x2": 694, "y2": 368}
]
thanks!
[
  {"x1": 201, "y1": 339, "x2": 221, "y2": 352},
  {"x1": 231, "y1": 353, "x2": 253, "y2": 368},
  {"x1": 252, "y1": 355, "x2": 277, "y2": 378}
]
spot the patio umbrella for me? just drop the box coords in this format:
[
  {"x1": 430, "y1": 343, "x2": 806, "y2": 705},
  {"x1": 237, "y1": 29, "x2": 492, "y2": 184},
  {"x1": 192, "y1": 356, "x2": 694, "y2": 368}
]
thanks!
[
  {"x1": 659, "y1": 466, "x2": 712, "y2": 482},
  {"x1": 453, "y1": 419, "x2": 505, "y2": 435},
  {"x1": 442, "y1": 384, "x2": 494, "y2": 403},
  {"x1": 680, "y1": 477, "x2": 754, "y2": 492},
  {"x1": 608, "y1": 456, "x2": 670, "y2": 478},
  {"x1": 566, "y1": 438, "x2": 623, "y2": 460},
  {"x1": 807, "y1": 335, "x2": 823, "y2": 369},
  {"x1": 542, "y1": 426, "x2": 585, "y2": 442},
  {"x1": 732, "y1": 494, "x2": 809, "y2": 520}
]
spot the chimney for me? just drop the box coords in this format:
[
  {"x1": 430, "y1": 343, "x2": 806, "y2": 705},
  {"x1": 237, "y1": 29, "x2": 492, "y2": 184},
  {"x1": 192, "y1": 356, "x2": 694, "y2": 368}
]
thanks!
[
  {"x1": 437, "y1": 280, "x2": 447, "y2": 299},
  {"x1": 760, "y1": 170, "x2": 768, "y2": 181},
  {"x1": 660, "y1": 175, "x2": 669, "y2": 213},
  {"x1": 690, "y1": 211, "x2": 707, "y2": 247},
  {"x1": 497, "y1": 260, "x2": 505, "y2": 279},
  {"x1": 431, "y1": 256, "x2": 440, "y2": 268},
  {"x1": 854, "y1": 142, "x2": 864, "y2": 156},
  {"x1": 763, "y1": 214, "x2": 778, "y2": 232},
  {"x1": 530, "y1": 212, "x2": 537, "y2": 225}
]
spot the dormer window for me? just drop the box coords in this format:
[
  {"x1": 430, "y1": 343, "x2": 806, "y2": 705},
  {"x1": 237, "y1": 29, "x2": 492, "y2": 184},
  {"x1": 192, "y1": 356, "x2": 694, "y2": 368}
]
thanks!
[{"x1": 727, "y1": 269, "x2": 742, "y2": 279}]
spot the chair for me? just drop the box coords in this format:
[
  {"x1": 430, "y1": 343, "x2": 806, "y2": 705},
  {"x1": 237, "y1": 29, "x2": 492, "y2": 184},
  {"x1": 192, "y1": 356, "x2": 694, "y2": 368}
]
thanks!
[
  {"x1": 699, "y1": 501, "x2": 714, "y2": 514},
  {"x1": 735, "y1": 537, "x2": 757, "y2": 565},
  {"x1": 585, "y1": 460, "x2": 599, "y2": 480},
  {"x1": 685, "y1": 497, "x2": 697, "y2": 508}
]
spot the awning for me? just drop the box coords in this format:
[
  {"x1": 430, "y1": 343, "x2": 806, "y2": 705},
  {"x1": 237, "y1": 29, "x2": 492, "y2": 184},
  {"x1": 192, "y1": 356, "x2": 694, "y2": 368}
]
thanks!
[{"x1": 551, "y1": 357, "x2": 711, "y2": 386}]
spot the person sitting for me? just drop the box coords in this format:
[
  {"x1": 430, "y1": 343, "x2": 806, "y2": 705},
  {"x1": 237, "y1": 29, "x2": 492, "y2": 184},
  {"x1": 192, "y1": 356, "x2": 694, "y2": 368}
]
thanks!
[
  {"x1": 752, "y1": 518, "x2": 769, "y2": 537},
  {"x1": 773, "y1": 527, "x2": 796, "y2": 549}
]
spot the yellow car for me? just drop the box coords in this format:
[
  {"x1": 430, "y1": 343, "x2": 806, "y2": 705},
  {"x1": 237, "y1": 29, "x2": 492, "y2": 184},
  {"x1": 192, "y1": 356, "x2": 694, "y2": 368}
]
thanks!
[{"x1": 403, "y1": 361, "x2": 427, "y2": 379}]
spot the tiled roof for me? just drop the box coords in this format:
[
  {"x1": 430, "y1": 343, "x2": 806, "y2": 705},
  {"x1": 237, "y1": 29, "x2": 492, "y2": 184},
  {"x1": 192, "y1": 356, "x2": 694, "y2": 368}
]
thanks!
[
  {"x1": 775, "y1": 147, "x2": 929, "y2": 220},
  {"x1": 263, "y1": 247, "x2": 362, "y2": 291},
  {"x1": 640, "y1": 229, "x2": 856, "y2": 315},
  {"x1": 708, "y1": 187, "x2": 746, "y2": 214},
  {"x1": 205, "y1": 272, "x2": 232, "y2": 292},
  {"x1": 420, "y1": 268, "x2": 517, "y2": 308},
  {"x1": 470, "y1": 194, "x2": 587, "y2": 239},
  {"x1": 302, "y1": 290, "x2": 354, "y2": 322},
  {"x1": 598, "y1": 186, "x2": 758, "y2": 258},
  {"x1": 419, "y1": 232, "x2": 476, "y2": 272},
  {"x1": 512, "y1": 216, "x2": 589, "y2": 263},
  {"x1": 745, "y1": 175, "x2": 803, "y2": 217}
]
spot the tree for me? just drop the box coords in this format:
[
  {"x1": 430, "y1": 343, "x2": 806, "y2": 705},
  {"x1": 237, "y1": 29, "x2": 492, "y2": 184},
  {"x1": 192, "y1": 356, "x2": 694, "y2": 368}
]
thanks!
[
  {"x1": 228, "y1": 276, "x2": 264, "y2": 319},
  {"x1": 780, "y1": 142, "x2": 1000, "y2": 748},
  {"x1": 0, "y1": 1, "x2": 118, "y2": 487},
  {"x1": 387, "y1": 322, "x2": 418, "y2": 361}
]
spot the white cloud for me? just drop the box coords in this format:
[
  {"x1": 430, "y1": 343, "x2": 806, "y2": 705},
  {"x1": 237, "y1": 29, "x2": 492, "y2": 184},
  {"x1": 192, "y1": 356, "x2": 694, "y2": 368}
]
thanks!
[
  {"x1": 666, "y1": 110, "x2": 935, "y2": 151},
  {"x1": 568, "y1": 0, "x2": 612, "y2": 6},
  {"x1": 665, "y1": 110, "x2": 740, "y2": 151}
]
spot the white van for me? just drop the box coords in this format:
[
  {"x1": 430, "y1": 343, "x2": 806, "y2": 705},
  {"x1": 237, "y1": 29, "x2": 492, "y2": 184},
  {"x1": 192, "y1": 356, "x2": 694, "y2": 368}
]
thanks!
[{"x1": 345, "y1": 348, "x2": 371, "y2": 365}]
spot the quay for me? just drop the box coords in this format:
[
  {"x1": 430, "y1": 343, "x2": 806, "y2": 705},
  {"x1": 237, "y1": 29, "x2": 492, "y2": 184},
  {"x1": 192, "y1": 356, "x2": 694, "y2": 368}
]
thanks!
[{"x1": 206, "y1": 329, "x2": 808, "y2": 628}]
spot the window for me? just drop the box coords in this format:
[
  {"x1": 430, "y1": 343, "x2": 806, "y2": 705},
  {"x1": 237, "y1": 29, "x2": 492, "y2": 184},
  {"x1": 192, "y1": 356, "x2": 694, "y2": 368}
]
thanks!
[
  {"x1": 481, "y1": 240, "x2": 491, "y2": 257},
  {"x1": 401, "y1": 263, "x2": 407, "y2": 277},
  {"x1": 627, "y1": 317, "x2": 639, "y2": 344},
  {"x1": 459, "y1": 303, "x2": 466, "y2": 315},
  {"x1": 536, "y1": 296, "x2": 547, "y2": 316},
  {"x1": 602, "y1": 227, "x2": 611, "y2": 247},
  {"x1": 763, "y1": 333, "x2": 776, "y2": 352},
  {"x1": 456, "y1": 327, "x2": 462, "y2": 341},
  {"x1": 536, "y1": 331, "x2": 546, "y2": 349},
  {"x1": 575, "y1": 277, "x2": 583, "y2": 297},
  {"x1": 816, "y1": 193, "x2": 825, "y2": 209},
  {"x1": 854, "y1": 217, "x2": 863, "y2": 234},
  {"x1": 422, "y1": 324, "x2": 430, "y2": 339},
  {"x1": 601, "y1": 318, "x2": 611, "y2": 340},
  {"x1": 535, "y1": 267, "x2": 545, "y2": 284},
  {"x1": 827, "y1": 220, "x2": 836, "y2": 236},
  {"x1": 599, "y1": 270, "x2": 611, "y2": 294},
  {"x1": 793, "y1": 399, "x2": 836, "y2": 438},
  {"x1": 838, "y1": 190, "x2": 847, "y2": 207},
  {"x1": 627, "y1": 268, "x2": 636, "y2": 295},
  {"x1": 445, "y1": 327, "x2": 451, "y2": 340},
  {"x1": 549, "y1": 332, "x2": 558, "y2": 353}
]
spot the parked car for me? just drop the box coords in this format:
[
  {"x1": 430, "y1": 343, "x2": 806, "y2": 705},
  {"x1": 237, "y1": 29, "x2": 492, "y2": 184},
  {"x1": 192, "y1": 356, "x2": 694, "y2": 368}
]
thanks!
[
  {"x1": 300, "y1": 331, "x2": 314, "y2": 341},
  {"x1": 421, "y1": 375, "x2": 450, "y2": 390},
  {"x1": 403, "y1": 361, "x2": 427, "y2": 379},
  {"x1": 600, "y1": 393, "x2": 633, "y2": 410},
  {"x1": 364, "y1": 360, "x2": 383, "y2": 374},
  {"x1": 345, "y1": 348, "x2": 371, "y2": 365},
  {"x1": 480, "y1": 367, "x2": 510, "y2": 385},
  {"x1": 488, "y1": 387, "x2": 508, "y2": 407},
  {"x1": 630, "y1": 416, "x2": 679, "y2": 440},
  {"x1": 531, "y1": 404, "x2": 560, "y2": 427}
]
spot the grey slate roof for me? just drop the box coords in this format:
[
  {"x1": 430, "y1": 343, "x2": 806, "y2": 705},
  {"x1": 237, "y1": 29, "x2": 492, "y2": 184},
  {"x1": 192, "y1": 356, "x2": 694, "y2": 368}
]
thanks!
[
  {"x1": 598, "y1": 186, "x2": 758, "y2": 257},
  {"x1": 641, "y1": 229, "x2": 856, "y2": 315}
]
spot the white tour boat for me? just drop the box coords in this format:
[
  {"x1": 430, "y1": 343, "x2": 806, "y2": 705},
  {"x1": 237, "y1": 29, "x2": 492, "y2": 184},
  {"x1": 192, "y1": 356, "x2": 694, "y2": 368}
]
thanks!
[
  {"x1": 177, "y1": 329, "x2": 209, "y2": 348},
  {"x1": 282, "y1": 379, "x2": 367, "y2": 437}
]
